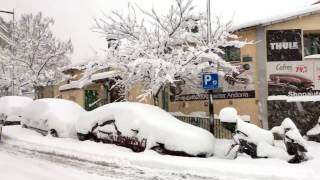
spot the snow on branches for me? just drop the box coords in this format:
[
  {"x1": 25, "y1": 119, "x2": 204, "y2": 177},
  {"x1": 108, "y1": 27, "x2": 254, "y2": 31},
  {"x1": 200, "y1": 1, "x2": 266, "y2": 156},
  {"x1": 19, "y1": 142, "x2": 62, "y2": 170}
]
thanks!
[
  {"x1": 94, "y1": 0, "x2": 248, "y2": 100},
  {"x1": 4, "y1": 12, "x2": 73, "y2": 95}
]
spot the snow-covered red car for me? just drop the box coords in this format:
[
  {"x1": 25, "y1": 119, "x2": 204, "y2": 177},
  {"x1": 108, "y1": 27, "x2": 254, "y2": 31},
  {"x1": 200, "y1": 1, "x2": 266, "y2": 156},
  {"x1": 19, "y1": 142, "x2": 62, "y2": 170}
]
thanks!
[
  {"x1": 0, "y1": 96, "x2": 33, "y2": 126},
  {"x1": 21, "y1": 98, "x2": 86, "y2": 138},
  {"x1": 76, "y1": 102, "x2": 215, "y2": 157}
]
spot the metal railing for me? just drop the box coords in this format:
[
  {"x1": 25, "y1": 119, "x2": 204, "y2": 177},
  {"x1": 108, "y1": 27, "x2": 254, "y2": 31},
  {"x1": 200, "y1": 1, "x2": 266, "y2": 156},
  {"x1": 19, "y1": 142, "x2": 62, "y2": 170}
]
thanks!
[{"x1": 174, "y1": 115, "x2": 233, "y2": 139}]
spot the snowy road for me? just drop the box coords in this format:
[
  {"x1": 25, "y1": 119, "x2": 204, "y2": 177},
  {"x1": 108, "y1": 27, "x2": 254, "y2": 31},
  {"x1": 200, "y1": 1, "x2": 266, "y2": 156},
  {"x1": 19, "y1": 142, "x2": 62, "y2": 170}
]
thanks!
[
  {"x1": 0, "y1": 138, "x2": 216, "y2": 180},
  {"x1": 1, "y1": 126, "x2": 320, "y2": 180}
]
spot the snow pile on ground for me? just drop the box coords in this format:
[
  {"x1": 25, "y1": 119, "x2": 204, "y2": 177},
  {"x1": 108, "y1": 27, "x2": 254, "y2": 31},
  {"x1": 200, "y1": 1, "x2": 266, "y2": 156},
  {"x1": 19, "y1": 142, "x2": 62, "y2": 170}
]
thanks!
[
  {"x1": 77, "y1": 102, "x2": 215, "y2": 156},
  {"x1": 0, "y1": 96, "x2": 33, "y2": 123},
  {"x1": 22, "y1": 98, "x2": 86, "y2": 138}
]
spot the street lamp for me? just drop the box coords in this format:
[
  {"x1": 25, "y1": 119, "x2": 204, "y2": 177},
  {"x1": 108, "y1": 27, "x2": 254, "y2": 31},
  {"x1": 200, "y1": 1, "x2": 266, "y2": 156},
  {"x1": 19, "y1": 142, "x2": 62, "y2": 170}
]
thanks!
[{"x1": 0, "y1": 9, "x2": 15, "y2": 95}]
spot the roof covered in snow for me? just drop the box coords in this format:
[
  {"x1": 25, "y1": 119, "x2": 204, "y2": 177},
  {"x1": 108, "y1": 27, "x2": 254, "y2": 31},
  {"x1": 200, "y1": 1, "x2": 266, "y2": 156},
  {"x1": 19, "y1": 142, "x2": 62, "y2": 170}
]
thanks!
[
  {"x1": 305, "y1": 54, "x2": 320, "y2": 59},
  {"x1": 232, "y1": 3, "x2": 320, "y2": 31},
  {"x1": 91, "y1": 71, "x2": 122, "y2": 82}
]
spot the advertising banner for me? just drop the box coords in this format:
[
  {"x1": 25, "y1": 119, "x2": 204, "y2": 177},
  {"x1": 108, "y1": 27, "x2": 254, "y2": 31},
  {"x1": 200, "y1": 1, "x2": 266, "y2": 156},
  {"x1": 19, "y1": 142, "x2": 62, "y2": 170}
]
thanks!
[
  {"x1": 267, "y1": 29, "x2": 303, "y2": 62},
  {"x1": 267, "y1": 61, "x2": 320, "y2": 96},
  {"x1": 170, "y1": 63, "x2": 256, "y2": 101}
]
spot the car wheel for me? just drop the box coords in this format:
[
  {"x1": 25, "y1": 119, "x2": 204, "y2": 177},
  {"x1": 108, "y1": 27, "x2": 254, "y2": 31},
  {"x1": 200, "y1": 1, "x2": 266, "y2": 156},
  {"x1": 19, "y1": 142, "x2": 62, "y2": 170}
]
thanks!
[
  {"x1": 22, "y1": 124, "x2": 28, "y2": 128},
  {"x1": 49, "y1": 129, "x2": 58, "y2": 138},
  {"x1": 77, "y1": 133, "x2": 90, "y2": 141}
]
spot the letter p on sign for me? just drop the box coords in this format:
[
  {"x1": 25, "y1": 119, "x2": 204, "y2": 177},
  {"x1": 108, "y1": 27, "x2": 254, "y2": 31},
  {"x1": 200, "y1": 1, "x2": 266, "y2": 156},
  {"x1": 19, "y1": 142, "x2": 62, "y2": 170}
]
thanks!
[{"x1": 202, "y1": 73, "x2": 219, "y2": 90}]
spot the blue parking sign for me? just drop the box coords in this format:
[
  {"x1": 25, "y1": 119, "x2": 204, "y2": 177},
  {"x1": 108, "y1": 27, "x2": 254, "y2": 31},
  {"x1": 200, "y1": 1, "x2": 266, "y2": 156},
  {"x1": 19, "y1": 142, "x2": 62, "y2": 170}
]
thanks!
[{"x1": 202, "y1": 73, "x2": 219, "y2": 90}]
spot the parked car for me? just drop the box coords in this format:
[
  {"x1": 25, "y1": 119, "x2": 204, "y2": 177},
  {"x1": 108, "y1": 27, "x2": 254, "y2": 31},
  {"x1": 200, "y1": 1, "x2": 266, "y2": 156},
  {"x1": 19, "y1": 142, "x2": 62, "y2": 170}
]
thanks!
[
  {"x1": 0, "y1": 96, "x2": 33, "y2": 126},
  {"x1": 76, "y1": 102, "x2": 215, "y2": 157},
  {"x1": 21, "y1": 98, "x2": 86, "y2": 138}
]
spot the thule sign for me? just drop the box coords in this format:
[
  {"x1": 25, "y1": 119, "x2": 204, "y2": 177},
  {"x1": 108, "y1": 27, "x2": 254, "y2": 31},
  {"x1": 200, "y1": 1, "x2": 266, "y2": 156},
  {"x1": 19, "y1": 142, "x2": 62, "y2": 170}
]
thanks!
[
  {"x1": 270, "y1": 42, "x2": 299, "y2": 50},
  {"x1": 267, "y1": 29, "x2": 302, "y2": 62}
]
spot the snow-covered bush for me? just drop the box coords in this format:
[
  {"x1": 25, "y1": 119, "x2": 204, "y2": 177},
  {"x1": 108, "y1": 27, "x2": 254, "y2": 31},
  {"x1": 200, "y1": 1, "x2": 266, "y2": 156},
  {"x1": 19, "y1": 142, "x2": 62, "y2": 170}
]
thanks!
[
  {"x1": 76, "y1": 102, "x2": 215, "y2": 157},
  {"x1": 0, "y1": 96, "x2": 33, "y2": 124},
  {"x1": 2, "y1": 12, "x2": 73, "y2": 95},
  {"x1": 22, "y1": 98, "x2": 85, "y2": 138}
]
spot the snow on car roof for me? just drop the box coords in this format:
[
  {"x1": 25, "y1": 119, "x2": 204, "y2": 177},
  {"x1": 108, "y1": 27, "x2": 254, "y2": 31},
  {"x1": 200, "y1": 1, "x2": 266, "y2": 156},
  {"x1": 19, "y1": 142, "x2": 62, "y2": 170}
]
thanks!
[
  {"x1": 232, "y1": 4, "x2": 320, "y2": 31},
  {"x1": 0, "y1": 96, "x2": 33, "y2": 116}
]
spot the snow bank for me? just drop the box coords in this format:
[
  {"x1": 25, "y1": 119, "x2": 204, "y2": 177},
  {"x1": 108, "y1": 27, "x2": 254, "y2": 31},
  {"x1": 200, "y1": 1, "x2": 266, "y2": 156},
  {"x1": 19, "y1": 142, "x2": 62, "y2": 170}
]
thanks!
[
  {"x1": 77, "y1": 102, "x2": 215, "y2": 156},
  {"x1": 22, "y1": 98, "x2": 86, "y2": 137},
  {"x1": 0, "y1": 96, "x2": 33, "y2": 122}
]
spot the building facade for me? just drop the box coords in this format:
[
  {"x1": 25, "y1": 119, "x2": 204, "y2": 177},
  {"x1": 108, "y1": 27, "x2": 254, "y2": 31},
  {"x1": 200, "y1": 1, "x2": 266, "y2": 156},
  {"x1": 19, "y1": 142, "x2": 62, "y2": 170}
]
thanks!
[{"x1": 233, "y1": 3, "x2": 320, "y2": 133}]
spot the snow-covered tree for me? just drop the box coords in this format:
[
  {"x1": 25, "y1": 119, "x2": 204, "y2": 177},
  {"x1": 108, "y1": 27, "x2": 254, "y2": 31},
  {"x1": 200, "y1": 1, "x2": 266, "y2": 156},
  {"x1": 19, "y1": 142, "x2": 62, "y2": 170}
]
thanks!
[
  {"x1": 5, "y1": 12, "x2": 73, "y2": 95},
  {"x1": 94, "y1": 0, "x2": 247, "y2": 101}
]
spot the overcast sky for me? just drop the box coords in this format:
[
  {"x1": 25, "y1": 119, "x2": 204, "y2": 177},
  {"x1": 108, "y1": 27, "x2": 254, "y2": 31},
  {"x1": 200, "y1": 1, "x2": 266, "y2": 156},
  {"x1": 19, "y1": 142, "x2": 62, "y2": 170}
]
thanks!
[{"x1": 1, "y1": 0, "x2": 317, "y2": 64}]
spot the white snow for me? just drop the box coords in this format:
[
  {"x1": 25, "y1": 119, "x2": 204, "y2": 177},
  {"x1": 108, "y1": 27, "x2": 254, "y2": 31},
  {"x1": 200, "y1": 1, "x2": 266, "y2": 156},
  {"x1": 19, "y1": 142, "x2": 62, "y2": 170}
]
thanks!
[
  {"x1": 232, "y1": 3, "x2": 320, "y2": 31},
  {"x1": 76, "y1": 102, "x2": 216, "y2": 156},
  {"x1": 236, "y1": 119, "x2": 274, "y2": 145},
  {"x1": 90, "y1": 70, "x2": 121, "y2": 82},
  {"x1": 59, "y1": 76, "x2": 93, "y2": 91},
  {"x1": 219, "y1": 107, "x2": 238, "y2": 123},
  {"x1": 22, "y1": 98, "x2": 86, "y2": 138},
  {"x1": 268, "y1": 95, "x2": 320, "y2": 102},
  {"x1": 307, "y1": 117, "x2": 320, "y2": 136},
  {"x1": 271, "y1": 118, "x2": 308, "y2": 149},
  {"x1": 305, "y1": 54, "x2": 320, "y2": 60},
  {"x1": 219, "y1": 107, "x2": 251, "y2": 123},
  {"x1": 256, "y1": 142, "x2": 292, "y2": 161},
  {"x1": 0, "y1": 96, "x2": 33, "y2": 123},
  {"x1": 2, "y1": 126, "x2": 320, "y2": 180}
]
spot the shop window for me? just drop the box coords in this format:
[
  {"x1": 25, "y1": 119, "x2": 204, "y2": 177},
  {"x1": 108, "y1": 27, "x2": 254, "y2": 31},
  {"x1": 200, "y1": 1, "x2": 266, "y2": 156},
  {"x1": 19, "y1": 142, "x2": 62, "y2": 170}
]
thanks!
[
  {"x1": 220, "y1": 46, "x2": 241, "y2": 62},
  {"x1": 304, "y1": 33, "x2": 320, "y2": 56}
]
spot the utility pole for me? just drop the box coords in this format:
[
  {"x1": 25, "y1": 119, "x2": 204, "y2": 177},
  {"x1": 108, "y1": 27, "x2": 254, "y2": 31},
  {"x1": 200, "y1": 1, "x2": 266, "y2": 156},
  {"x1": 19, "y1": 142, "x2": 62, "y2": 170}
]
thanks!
[
  {"x1": 206, "y1": 0, "x2": 215, "y2": 135},
  {"x1": 206, "y1": 0, "x2": 211, "y2": 44}
]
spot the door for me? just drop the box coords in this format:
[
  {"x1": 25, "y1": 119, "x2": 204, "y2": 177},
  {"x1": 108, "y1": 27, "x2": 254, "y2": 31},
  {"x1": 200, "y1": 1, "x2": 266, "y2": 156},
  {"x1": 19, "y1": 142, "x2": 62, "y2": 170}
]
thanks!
[{"x1": 85, "y1": 90, "x2": 99, "y2": 111}]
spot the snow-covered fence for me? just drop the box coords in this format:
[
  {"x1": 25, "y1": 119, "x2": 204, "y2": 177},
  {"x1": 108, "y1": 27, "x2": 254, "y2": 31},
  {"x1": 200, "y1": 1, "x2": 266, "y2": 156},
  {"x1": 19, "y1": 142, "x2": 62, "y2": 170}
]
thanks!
[{"x1": 173, "y1": 115, "x2": 232, "y2": 139}]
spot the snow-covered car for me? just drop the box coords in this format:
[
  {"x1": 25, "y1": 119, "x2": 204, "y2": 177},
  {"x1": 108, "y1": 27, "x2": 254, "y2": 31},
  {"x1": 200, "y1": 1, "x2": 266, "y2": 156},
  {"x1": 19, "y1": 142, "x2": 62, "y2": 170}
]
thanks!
[
  {"x1": 21, "y1": 98, "x2": 86, "y2": 138},
  {"x1": 0, "y1": 96, "x2": 33, "y2": 126},
  {"x1": 76, "y1": 102, "x2": 215, "y2": 157}
]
